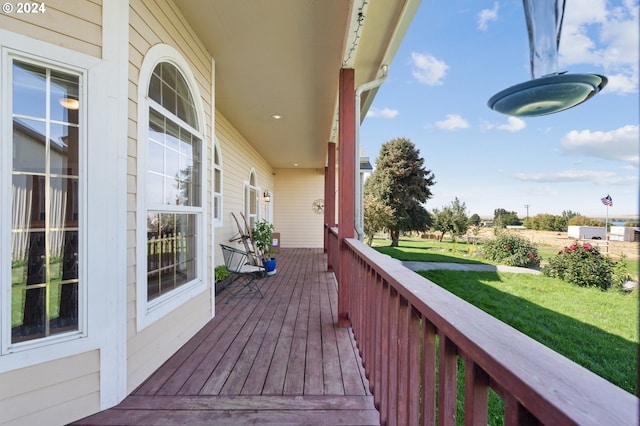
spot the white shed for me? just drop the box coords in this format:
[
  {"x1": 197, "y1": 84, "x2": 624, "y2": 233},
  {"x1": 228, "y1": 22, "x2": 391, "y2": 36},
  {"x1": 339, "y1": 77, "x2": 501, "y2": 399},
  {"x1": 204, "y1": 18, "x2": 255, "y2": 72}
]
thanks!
[
  {"x1": 567, "y1": 226, "x2": 606, "y2": 240},
  {"x1": 609, "y1": 226, "x2": 640, "y2": 242}
]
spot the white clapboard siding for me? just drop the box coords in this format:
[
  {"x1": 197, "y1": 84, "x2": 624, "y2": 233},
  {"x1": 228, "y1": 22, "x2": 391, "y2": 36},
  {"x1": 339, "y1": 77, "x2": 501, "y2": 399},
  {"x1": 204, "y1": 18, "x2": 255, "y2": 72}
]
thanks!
[
  {"x1": 0, "y1": 350, "x2": 100, "y2": 425},
  {"x1": 273, "y1": 168, "x2": 325, "y2": 248},
  {"x1": 125, "y1": 0, "x2": 214, "y2": 393},
  {"x1": 0, "y1": 0, "x2": 101, "y2": 58}
]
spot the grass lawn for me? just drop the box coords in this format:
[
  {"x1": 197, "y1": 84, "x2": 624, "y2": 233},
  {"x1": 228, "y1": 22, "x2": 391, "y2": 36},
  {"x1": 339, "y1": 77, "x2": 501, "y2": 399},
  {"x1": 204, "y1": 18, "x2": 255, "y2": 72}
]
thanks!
[
  {"x1": 373, "y1": 236, "x2": 638, "y2": 423},
  {"x1": 372, "y1": 237, "x2": 488, "y2": 264},
  {"x1": 421, "y1": 270, "x2": 638, "y2": 394},
  {"x1": 373, "y1": 236, "x2": 639, "y2": 279}
]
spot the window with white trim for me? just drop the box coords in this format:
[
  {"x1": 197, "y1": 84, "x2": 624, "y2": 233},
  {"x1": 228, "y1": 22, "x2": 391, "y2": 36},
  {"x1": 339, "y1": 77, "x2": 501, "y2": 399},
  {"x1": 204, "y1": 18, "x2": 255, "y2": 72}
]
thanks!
[
  {"x1": 145, "y1": 62, "x2": 203, "y2": 302},
  {"x1": 213, "y1": 140, "x2": 222, "y2": 225},
  {"x1": 245, "y1": 170, "x2": 258, "y2": 229},
  {"x1": 8, "y1": 59, "x2": 83, "y2": 345}
]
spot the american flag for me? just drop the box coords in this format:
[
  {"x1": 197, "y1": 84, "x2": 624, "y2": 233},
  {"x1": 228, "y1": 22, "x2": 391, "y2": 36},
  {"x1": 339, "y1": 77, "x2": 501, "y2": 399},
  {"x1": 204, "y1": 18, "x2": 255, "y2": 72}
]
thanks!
[{"x1": 601, "y1": 195, "x2": 613, "y2": 206}]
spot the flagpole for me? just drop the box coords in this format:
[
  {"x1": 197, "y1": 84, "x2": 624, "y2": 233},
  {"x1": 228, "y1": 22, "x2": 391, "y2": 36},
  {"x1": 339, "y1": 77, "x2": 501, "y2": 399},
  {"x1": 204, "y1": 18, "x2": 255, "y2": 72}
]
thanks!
[{"x1": 605, "y1": 204, "x2": 608, "y2": 239}]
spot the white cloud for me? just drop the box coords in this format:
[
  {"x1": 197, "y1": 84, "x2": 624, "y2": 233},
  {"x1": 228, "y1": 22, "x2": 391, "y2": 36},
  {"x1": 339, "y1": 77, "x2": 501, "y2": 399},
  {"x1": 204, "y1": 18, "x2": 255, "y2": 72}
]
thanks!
[
  {"x1": 435, "y1": 114, "x2": 469, "y2": 130},
  {"x1": 481, "y1": 117, "x2": 526, "y2": 132},
  {"x1": 514, "y1": 169, "x2": 617, "y2": 183},
  {"x1": 515, "y1": 170, "x2": 637, "y2": 186},
  {"x1": 366, "y1": 107, "x2": 399, "y2": 119},
  {"x1": 477, "y1": 2, "x2": 499, "y2": 31},
  {"x1": 497, "y1": 117, "x2": 526, "y2": 132},
  {"x1": 560, "y1": 0, "x2": 639, "y2": 94},
  {"x1": 561, "y1": 124, "x2": 639, "y2": 166},
  {"x1": 411, "y1": 52, "x2": 449, "y2": 86}
]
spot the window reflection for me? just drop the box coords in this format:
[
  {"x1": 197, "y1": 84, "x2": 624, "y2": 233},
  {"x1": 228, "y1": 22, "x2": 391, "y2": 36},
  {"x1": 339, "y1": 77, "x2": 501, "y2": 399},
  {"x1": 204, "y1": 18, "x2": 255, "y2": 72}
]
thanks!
[
  {"x1": 146, "y1": 213, "x2": 197, "y2": 300},
  {"x1": 147, "y1": 109, "x2": 201, "y2": 206},
  {"x1": 146, "y1": 61, "x2": 201, "y2": 302},
  {"x1": 12, "y1": 62, "x2": 46, "y2": 119},
  {"x1": 11, "y1": 60, "x2": 81, "y2": 343}
]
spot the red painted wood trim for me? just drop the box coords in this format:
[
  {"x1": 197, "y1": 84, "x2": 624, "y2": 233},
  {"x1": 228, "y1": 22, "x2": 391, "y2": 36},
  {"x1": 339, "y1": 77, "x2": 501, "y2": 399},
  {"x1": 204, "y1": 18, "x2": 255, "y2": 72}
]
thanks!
[
  {"x1": 438, "y1": 334, "x2": 458, "y2": 425},
  {"x1": 464, "y1": 358, "x2": 489, "y2": 425},
  {"x1": 337, "y1": 68, "x2": 355, "y2": 327},
  {"x1": 422, "y1": 320, "x2": 437, "y2": 426}
]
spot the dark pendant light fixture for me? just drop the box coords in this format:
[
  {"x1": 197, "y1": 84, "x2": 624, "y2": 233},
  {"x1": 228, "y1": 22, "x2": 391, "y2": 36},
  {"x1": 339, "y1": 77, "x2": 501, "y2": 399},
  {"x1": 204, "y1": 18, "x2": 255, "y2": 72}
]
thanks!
[{"x1": 488, "y1": 0, "x2": 607, "y2": 117}]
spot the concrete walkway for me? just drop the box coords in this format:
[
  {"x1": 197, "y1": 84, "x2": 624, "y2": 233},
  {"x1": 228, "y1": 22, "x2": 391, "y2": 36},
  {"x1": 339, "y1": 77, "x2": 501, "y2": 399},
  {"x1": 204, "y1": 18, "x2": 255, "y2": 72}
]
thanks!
[{"x1": 402, "y1": 261, "x2": 541, "y2": 275}]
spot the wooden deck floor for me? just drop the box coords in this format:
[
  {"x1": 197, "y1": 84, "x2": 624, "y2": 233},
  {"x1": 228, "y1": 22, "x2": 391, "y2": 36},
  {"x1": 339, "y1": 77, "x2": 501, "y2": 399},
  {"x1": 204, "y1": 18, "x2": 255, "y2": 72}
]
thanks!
[{"x1": 74, "y1": 248, "x2": 379, "y2": 425}]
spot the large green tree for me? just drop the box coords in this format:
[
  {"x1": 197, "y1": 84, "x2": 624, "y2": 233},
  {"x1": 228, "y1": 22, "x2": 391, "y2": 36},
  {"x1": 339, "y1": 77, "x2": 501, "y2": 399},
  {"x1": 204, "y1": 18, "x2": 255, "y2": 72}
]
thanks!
[
  {"x1": 431, "y1": 198, "x2": 469, "y2": 241},
  {"x1": 493, "y1": 208, "x2": 521, "y2": 228},
  {"x1": 364, "y1": 138, "x2": 435, "y2": 247},
  {"x1": 363, "y1": 195, "x2": 394, "y2": 246}
]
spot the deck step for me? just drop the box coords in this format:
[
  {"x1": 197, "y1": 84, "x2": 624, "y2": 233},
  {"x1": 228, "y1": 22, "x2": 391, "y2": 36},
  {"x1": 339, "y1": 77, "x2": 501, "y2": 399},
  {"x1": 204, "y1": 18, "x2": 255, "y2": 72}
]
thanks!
[{"x1": 74, "y1": 396, "x2": 380, "y2": 425}]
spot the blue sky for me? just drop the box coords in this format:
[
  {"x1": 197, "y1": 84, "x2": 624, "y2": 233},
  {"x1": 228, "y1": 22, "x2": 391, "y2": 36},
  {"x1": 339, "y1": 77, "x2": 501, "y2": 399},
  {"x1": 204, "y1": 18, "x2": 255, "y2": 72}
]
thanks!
[{"x1": 360, "y1": 0, "x2": 639, "y2": 219}]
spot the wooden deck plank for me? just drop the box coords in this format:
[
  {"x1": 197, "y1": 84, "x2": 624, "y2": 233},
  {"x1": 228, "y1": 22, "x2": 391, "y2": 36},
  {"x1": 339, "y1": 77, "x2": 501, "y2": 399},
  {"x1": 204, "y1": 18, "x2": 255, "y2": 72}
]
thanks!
[
  {"x1": 282, "y1": 259, "x2": 311, "y2": 395},
  {"x1": 261, "y1": 253, "x2": 305, "y2": 395},
  {"x1": 240, "y1": 260, "x2": 298, "y2": 395},
  {"x1": 320, "y1": 271, "x2": 345, "y2": 395},
  {"x1": 74, "y1": 408, "x2": 380, "y2": 425},
  {"x1": 218, "y1": 277, "x2": 282, "y2": 395},
  {"x1": 175, "y1": 294, "x2": 267, "y2": 395},
  {"x1": 199, "y1": 288, "x2": 275, "y2": 394},
  {"x1": 117, "y1": 395, "x2": 377, "y2": 410},
  {"x1": 303, "y1": 272, "x2": 324, "y2": 395},
  {"x1": 151, "y1": 295, "x2": 252, "y2": 395},
  {"x1": 72, "y1": 249, "x2": 380, "y2": 425}
]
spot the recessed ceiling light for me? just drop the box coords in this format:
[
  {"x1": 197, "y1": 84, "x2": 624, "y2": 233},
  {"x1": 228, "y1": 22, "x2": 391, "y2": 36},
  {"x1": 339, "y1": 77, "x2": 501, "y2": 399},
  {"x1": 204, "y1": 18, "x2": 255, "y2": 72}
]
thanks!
[
  {"x1": 293, "y1": 163, "x2": 299, "y2": 167},
  {"x1": 271, "y1": 114, "x2": 283, "y2": 120}
]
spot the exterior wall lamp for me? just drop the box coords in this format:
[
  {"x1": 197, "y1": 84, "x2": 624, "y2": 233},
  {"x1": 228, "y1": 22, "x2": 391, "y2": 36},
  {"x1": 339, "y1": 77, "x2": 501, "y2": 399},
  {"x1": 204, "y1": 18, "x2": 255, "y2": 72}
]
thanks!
[{"x1": 263, "y1": 191, "x2": 271, "y2": 203}]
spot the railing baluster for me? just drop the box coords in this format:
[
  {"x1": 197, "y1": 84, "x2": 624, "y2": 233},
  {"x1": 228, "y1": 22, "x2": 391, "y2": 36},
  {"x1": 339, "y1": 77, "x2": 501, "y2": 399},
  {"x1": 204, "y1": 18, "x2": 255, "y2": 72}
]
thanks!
[
  {"x1": 380, "y1": 280, "x2": 390, "y2": 422},
  {"x1": 504, "y1": 394, "x2": 538, "y2": 426},
  {"x1": 373, "y1": 272, "x2": 383, "y2": 406},
  {"x1": 387, "y1": 288, "x2": 399, "y2": 425},
  {"x1": 463, "y1": 357, "x2": 489, "y2": 426},
  {"x1": 396, "y1": 297, "x2": 410, "y2": 425},
  {"x1": 408, "y1": 307, "x2": 421, "y2": 424},
  {"x1": 422, "y1": 320, "x2": 437, "y2": 426},
  {"x1": 438, "y1": 334, "x2": 457, "y2": 426},
  {"x1": 337, "y1": 238, "x2": 638, "y2": 426}
]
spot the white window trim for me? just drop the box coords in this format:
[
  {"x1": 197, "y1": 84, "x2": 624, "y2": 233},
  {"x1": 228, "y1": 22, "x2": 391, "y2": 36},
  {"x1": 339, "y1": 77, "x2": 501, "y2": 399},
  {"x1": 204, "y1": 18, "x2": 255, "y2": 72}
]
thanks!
[
  {"x1": 2, "y1": 51, "x2": 88, "y2": 356},
  {"x1": 213, "y1": 138, "x2": 223, "y2": 227},
  {"x1": 244, "y1": 168, "x2": 260, "y2": 225},
  {"x1": 0, "y1": 29, "x2": 118, "y2": 374},
  {"x1": 136, "y1": 44, "x2": 208, "y2": 331}
]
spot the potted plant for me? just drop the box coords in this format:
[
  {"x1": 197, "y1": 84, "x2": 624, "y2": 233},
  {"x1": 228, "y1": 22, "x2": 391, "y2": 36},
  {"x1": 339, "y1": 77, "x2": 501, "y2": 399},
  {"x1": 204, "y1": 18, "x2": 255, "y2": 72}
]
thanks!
[
  {"x1": 214, "y1": 265, "x2": 231, "y2": 295},
  {"x1": 252, "y1": 219, "x2": 277, "y2": 275}
]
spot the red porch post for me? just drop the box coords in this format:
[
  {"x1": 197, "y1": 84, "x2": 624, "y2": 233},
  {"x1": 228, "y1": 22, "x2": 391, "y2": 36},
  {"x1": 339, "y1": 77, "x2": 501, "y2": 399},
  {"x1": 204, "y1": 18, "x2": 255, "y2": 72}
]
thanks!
[
  {"x1": 324, "y1": 142, "x2": 336, "y2": 255},
  {"x1": 338, "y1": 68, "x2": 355, "y2": 327}
]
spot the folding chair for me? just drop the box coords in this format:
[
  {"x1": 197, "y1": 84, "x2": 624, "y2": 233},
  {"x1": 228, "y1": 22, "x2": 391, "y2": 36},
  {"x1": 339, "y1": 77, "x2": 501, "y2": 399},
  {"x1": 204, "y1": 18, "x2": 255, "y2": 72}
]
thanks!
[{"x1": 220, "y1": 244, "x2": 265, "y2": 303}]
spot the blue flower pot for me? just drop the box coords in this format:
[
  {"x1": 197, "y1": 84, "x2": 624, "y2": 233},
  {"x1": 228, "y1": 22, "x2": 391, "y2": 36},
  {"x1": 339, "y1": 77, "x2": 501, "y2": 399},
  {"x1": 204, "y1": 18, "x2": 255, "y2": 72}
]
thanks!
[{"x1": 264, "y1": 258, "x2": 276, "y2": 275}]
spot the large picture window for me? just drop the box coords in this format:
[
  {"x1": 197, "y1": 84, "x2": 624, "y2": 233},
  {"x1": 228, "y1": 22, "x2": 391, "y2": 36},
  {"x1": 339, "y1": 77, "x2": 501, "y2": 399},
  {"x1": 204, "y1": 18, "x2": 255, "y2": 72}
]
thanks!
[
  {"x1": 10, "y1": 60, "x2": 82, "y2": 344},
  {"x1": 145, "y1": 61, "x2": 203, "y2": 302}
]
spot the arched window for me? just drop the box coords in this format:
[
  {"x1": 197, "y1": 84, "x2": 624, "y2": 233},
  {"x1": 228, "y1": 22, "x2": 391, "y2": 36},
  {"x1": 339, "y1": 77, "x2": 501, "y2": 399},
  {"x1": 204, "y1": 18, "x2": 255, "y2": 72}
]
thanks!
[
  {"x1": 213, "y1": 140, "x2": 222, "y2": 225},
  {"x1": 245, "y1": 170, "x2": 258, "y2": 229},
  {"x1": 137, "y1": 45, "x2": 207, "y2": 328}
]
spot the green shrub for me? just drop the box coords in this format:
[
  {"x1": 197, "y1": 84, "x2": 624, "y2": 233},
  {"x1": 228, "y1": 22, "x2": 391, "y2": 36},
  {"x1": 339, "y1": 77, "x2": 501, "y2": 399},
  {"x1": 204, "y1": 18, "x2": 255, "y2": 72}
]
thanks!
[
  {"x1": 542, "y1": 242, "x2": 614, "y2": 290},
  {"x1": 611, "y1": 253, "x2": 633, "y2": 290},
  {"x1": 482, "y1": 232, "x2": 541, "y2": 268},
  {"x1": 215, "y1": 265, "x2": 230, "y2": 282}
]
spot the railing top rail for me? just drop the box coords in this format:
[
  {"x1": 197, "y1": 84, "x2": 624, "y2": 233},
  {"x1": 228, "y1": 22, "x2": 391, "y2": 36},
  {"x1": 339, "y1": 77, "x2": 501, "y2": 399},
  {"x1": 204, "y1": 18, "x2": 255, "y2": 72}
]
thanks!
[{"x1": 344, "y1": 238, "x2": 638, "y2": 425}]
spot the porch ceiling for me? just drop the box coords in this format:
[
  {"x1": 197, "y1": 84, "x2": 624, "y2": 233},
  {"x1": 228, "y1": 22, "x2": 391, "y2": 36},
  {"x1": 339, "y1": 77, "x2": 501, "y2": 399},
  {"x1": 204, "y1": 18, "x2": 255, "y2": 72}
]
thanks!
[{"x1": 173, "y1": 0, "x2": 420, "y2": 169}]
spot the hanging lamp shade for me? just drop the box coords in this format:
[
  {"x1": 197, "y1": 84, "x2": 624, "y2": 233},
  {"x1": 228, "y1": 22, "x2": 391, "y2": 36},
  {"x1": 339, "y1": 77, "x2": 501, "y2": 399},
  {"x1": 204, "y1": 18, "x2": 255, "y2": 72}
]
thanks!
[{"x1": 488, "y1": 0, "x2": 606, "y2": 117}]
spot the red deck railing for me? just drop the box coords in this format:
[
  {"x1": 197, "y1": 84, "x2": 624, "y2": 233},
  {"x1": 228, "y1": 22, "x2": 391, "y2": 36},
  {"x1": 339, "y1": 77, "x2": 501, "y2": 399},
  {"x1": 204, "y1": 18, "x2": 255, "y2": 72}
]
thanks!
[{"x1": 329, "y1": 228, "x2": 637, "y2": 425}]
